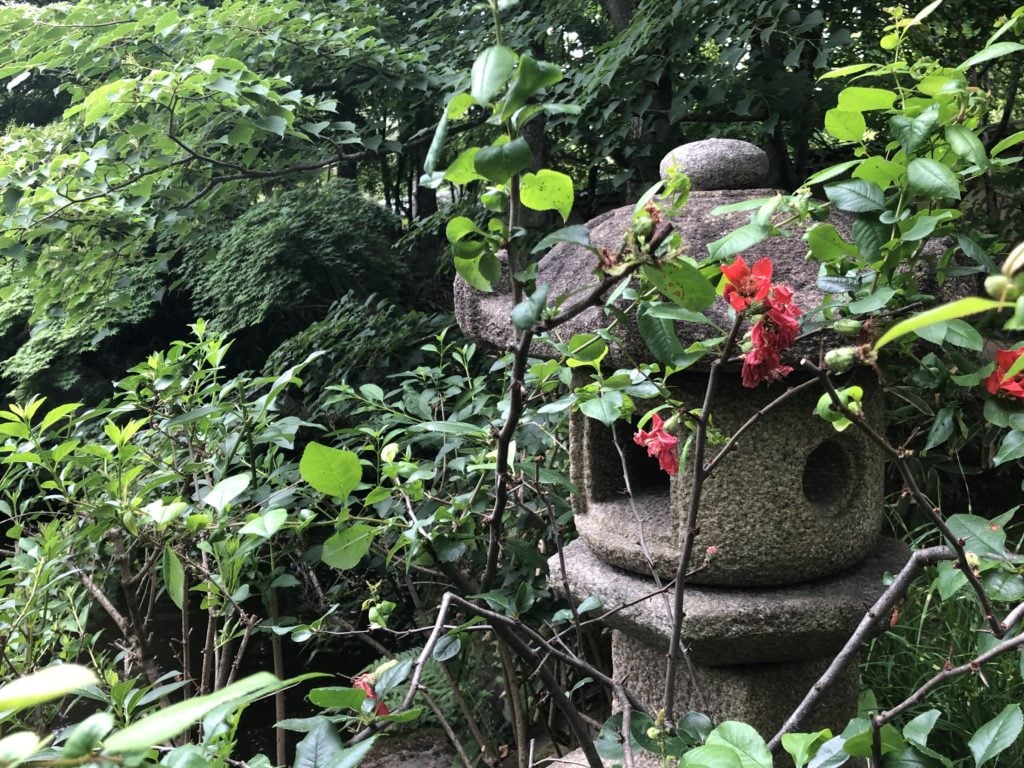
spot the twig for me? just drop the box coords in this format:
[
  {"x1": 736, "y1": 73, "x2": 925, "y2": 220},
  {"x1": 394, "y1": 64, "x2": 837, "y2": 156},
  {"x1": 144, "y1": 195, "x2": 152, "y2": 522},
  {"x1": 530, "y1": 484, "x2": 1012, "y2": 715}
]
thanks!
[
  {"x1": 663, "y1": 313, "x2": 744, "y2": 722},
  {"x1": 768, "y1": 545, "x2": 954, "y2": 751},
  {"x1": 801, "y1": 359, "x2": 1005, "y2": 638}
]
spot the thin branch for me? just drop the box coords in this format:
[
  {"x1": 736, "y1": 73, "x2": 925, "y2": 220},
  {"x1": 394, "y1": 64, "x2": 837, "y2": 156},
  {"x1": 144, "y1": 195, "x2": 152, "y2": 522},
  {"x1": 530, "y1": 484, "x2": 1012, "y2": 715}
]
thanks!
[
  {"x1": 663, "y1": 313, "x2": 744, "y2": 723},
  {"x1": 768, "y1": 545, "x2": 954, "y2": 751},
  {"x1": 801, "y1": 359, "x2": 1004, "y2": 637}
]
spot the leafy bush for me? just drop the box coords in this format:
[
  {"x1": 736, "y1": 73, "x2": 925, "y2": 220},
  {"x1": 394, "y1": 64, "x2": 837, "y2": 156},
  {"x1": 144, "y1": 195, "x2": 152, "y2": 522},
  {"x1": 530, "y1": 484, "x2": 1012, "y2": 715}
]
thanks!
[
  {"x1": 262, "y1": 292, "x2": 451, "y2": 422},
  {"x1": 181, "y1": 179, "x2": 410, "y2": 339}
]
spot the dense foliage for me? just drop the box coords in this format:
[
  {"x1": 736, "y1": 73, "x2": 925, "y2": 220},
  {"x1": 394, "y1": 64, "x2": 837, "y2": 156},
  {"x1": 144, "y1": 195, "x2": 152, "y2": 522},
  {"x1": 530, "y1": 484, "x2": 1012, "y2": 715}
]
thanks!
[{"x1": 1, "y1": 1, "x2": 1024, "y2": 768}]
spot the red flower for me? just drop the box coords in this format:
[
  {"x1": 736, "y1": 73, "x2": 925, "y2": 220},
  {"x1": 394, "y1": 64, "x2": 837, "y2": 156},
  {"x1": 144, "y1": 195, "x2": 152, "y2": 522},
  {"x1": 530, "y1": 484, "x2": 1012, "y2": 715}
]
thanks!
[
  {"x1": 721, "y1": 256, "x2": 772, "y2": 312},
  {"x1": 352, "y1": 674, "x2": 389, "y2": 716},
  {"x1": 729, "y1": 261, "x2": 802, "y2": 388},
  {"x1": 741, "y1": 345, "x2": 793, "y2": 388},
  {"x1": 633, "y1": 413, "x2": 679, "y2": 475},
  {"x1": 985, "y1": 348, "x2": 1024, "y2": 400}
]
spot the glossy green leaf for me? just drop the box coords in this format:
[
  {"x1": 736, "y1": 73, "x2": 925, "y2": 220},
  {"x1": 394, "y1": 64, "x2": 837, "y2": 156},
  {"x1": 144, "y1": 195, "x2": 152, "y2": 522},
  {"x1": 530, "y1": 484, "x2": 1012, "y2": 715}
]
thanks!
[
  {"x1": 958, "y1": 42, "x2": 1024, "y2": 71},
  {"x1": 307, "y1": 687, "x2": 365, "y2": 711},
  {"x1": 644, "y1": 261, "x2": 715, "y2": 311},
  {"x1": 293, "y1": 718, "x2": 343, "y2": 768},
  {"x1": 825, "y1": 180, "x2": 886, "y2": 212},
  {"x1": 906, "y1": 158, "x2": 961, "y2": 200},
  {"x1": 322, "y1": 524, "x2": 376, "y2": 570},
  {"x1": 520, "y1": 169, "x2": 573, "y2": 221},
  {"x1": 300, "y1": 442, "x2": 361, "y2": 501},
  {"x1": 969, "y1": 704, "x2": 1023, "y2": 767},
  {"x1": 946, "y1": 513, "x2": 1008, "y2": 558},
  {"x1": 706, "y1": 221, "x2": 770, "y2": 261},
  {"x1": 806, "y1": 223, "x2": 858, "y2": 262},
  {"x1": 579, "y1": 391, "x2": 624, "y2": 427},
  {"x1": 239, "y1": 508, "x2": 288, "y2": 538},
  {"x1": 994, "y1": 430, "x2": 1024, "y2": 467},
  {"x1": 824, "y1": 109, "x2": 866, "y2": 142},
  {"x1": 162, "y1": 545, "x2": 185, "y2": 609},
  {"x1": 680, "y1": 744, "x2": 743, "y2": 768},
  {"x1": 422, "y1": 111, "x2": 448, "y2": 175},
  {"x1": 706, "y1": 721, "x2": 772, "y2": 768},
  {"x1": 474, "y1": 137, "x2": 532, "y2": 184},
  {"x1": 203, "y1": 473, "x2": 251, "y2": 513},
  {"x1": 443, "y1": 147, "x2": 484, "y2": 185},
  {"x1": 510, "y1": 283, "x2": 549, "y2": 330},
  {"x1": 0, "y1": 665, "x2": 97, "y2": 712},
  {"x1": 62, "y1": 713, "x2": 115, "y2": 759},
  {"x1": 874, "y1": 298, "x2": 1006, "y2": 349},
  {"x1": 454, "y1": 251, "x2": 502, "y2": 292},
  {"x1": 471, "y1": 45, "x2": 515, "y2": 104},
  {"x1": 923, "y1": 406, "x2": 954, "y2": 452},
  {"x1": 781, "y1": 730, "x2": 831, "y2": 768},
  {"x1": 499, "y1": 54, "x2": 562, "y2": 120},
  {"x1": 945, "y1": 125, "x2": 987, "y2": 167},
  {"x1": 891, "y1": 107, "x2": 939, "y2": 154},
  {"x1": 432, "y1": 634, "x2": 461, "y2": 662},
  {"x1": 104, "y1": 673, "x2": 279, "y2": 753},
  {"x1": 531, "y1": 224, "x2": 590, "y2": 253},
  {"x1": 837, "y1": 86, "x2": 897, "y2": 111}
]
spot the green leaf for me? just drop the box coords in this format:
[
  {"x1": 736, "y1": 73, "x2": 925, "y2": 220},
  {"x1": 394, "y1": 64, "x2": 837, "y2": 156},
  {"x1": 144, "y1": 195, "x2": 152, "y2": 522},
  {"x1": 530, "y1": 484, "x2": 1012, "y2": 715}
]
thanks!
[
  {"x1": 874, "y1": 298, "x2": 1006, "y2": 349},
  {"x1": 499, "y1": 54, "x2": 562, "y2": 120},
  {"x1": 104, "y1": 674, "x2": 279, "y2": 753},
  {"x1": 824, "y1": 180, "x2": 886, "y2": 212},
  {"x1": 579, "y1": 391, "x2": 624, "y2": 427},
  {"x1": 471, "y1": 45, "x2": 516, "y2": 104},
  {"x1": 62, "y1": 713, "x2": 115, "y2": 759},
  {"x1": 803, "y1": 160, "x2": 862, "y2": 186},
  {"x1": 445, "y1": 216, "x2": 485, "y2": 242},
  {"x1": 945, "y1": 125, "x2": 987, "y2": 167},
  {"x1": 0, "y1": 732, "x2": 40, "y2": 767},
  {"x1": 806, "y1": 224, "x2": 858, "y2": 262},
  {"x1": 322, "y1": 524, "x2": 376, "y2": 570},
  {"x1": 162, "y1": 545, "x2": 185, "y2": 610},
  {"x1": 706, "y1": 722, "x2": 771, "y2": 768},
  {"x1": 446, "y1": 92, "x2": 477, "y2": 120},
  {"x1": 946, "y1": 514, "x2": 1008, "y2": 558},
  {"x1": 781, "y1": 730, "x2": 831, "y2": 768},
  {"x1": 903, "y1": 710, "x2": 941, "y2": 750},
  {"x1": 958, "y1": 42, "x2": 1024, "y2": 71},
  {"x1": 3, "y1": 187, "x2": 22, "y2": 215},
  {"x1": 520, "y1": 169, "x2": 573, "y2": 221},
  {"x1": 706, "y1": 221, "x2": 770, "y2": 261},
  {"x1": 824, "y1": 109, "x2": 866, "y2": 142},
  {"x1": 510, "y1": 283, "x2": 549, "y2": 330},
  {"x1": 300, "y1": 442, "x2": 361, "y2": 501},
  {"x1": 454, "y1": 251, "x2": 502, "y2": 292},
  {"x1": 991, "y1": 130, "x2": 1024, "y2": 157},
  {"x1": 891, "y1": 106, "x2": 939, "y2": 154},
  {"x1": 637, "y1": 305, "x2": 688, "y2": 366},
  {"x1": 644, "y1": 261, "x2": 715, "y2": 311},
  {"x1": 818, "y1": 63, "x2": 877, "y2": 80},
  {"x1": 239, "y1": 508, "x2": 288, "y2": 538},
  {"x1": 906, "y1": 158, "x2": 961, "y2": 200},
  {"x1": 203, "y1": 474, "x2": 251, "y2": 513},
  {"x1": 432, "y1": 634, "x2": 462, "y2": 662},
  {"x1": 293, "y1": 718, "x2": 343, "y2": 768},
  {"x1": 969, "y1": 704, "x2": 1023, "y2": 767},
  {"x1": 253, "y1": 115, "x2": 287, "y2": 137},
  {"x1": 0, "y1": 665, "x2": 97, "y2": 712},
  {"x1": 422, "y1": 112, "x2": 448, "y2": 175},
  {"x1": 443, "y1": 147, "x2": 484, "y2": 185},
  {"x1": 331, "y1": 738, "x2": 378, "y2": 768},
  {"x1": 532, "y1": 224, "x2": 590, "y2": 253},
  {"x1": 994, "y1": 430, "x2": 1024, "y2": 467},
  {"x1": 848, "y1": 287, "x2": 896, "y2": 314},
  {"x1": 923, "y1": 406, "x2": 954, "y2": 452},
  {"x1": 679, "y1": 744, "x2": 743, "y2": 768},
  {"x1": 474, "y1": 137, "x2": 532, "y2": 184},
  {"x1": 307, "y1": 687, "x2": 365, "y2": 711},
  {"x1": 837, "y1": 86, "x2": 897, "y2": 111}
]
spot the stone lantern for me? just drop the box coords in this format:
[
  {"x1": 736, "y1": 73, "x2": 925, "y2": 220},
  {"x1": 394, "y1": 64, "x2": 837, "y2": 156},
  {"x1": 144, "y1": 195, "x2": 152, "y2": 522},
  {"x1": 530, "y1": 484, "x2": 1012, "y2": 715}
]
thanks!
[{"x1": 454, "y1": 139, "x2": 911, "y2": 766}]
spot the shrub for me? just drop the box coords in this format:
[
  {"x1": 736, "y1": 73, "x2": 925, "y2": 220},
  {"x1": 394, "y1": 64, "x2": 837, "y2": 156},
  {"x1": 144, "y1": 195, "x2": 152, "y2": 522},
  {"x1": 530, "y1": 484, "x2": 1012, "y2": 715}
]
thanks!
[{"x1": 181, "y1": 179, "x2": 411, "y2": 340}]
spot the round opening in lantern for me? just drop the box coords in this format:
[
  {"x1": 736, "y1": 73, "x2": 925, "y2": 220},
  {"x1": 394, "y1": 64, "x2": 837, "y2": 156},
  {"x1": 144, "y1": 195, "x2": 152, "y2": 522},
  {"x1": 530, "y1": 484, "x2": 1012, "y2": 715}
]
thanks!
[{"x1": 802, "y1": 440, "x2": 852, "y2": 513}]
